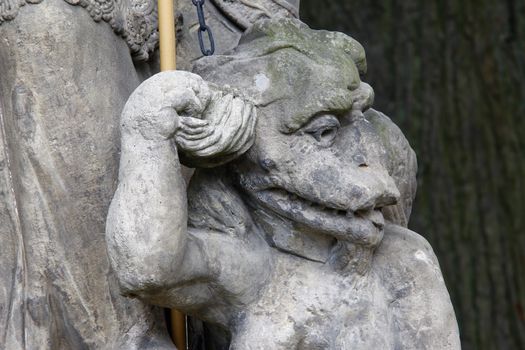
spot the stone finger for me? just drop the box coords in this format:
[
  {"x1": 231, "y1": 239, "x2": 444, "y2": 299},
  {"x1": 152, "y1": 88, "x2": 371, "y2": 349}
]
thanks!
[
  {"x1": 180, "y1": 116, "x2": 209, "y2": 127},
  {"x1": 178, "y1": 128, "x2": 214, "y2": 141},
  {"x1": 176, "y1": 131, "x2": 221, "y2": 152},
  {"x1": 178, "y1": 124, "x2": 210, "y2": 135}
]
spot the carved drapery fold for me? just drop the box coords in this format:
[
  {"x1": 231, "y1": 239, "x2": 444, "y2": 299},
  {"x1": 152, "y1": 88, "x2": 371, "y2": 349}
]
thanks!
[
  {"x1": 0, "y1": 0, "x2": 158, "y2": 61},
  {"x1": 0, "y1": 0, "x2": 299, "y2": 61},
  {"x1": 0, "y1": 0, "x2": 300, "y2": 62}
]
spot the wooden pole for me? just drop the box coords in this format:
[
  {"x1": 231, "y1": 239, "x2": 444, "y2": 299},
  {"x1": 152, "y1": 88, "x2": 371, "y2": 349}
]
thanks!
[
  {"x1": 158, "y1": 0, "x2": 186, "y2": 348},
  {"x1": 171, "y1": 309, "x2": 186, "y2": 350},
  {"x1": 158, "y1": 0, "x2": 177, "y2": 71}
]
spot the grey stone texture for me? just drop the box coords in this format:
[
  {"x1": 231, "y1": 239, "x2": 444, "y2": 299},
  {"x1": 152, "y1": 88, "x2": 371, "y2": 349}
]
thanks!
[
  {"x1": 0, "y1": 1, "x2": 170, "y2": 348},
  {"x1": 0, "y1": 0, "x2": 299, "y2": 349},
  {"x1": 107, "y1": 18, "x2": 461, "y2": 349}
]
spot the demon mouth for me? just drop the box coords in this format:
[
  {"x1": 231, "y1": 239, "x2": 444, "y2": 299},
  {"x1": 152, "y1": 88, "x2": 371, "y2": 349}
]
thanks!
[
  {"x1": 268, "y1": 188, "x2": 354, "y2": 217},
  {"x1": 249, "y1": 186, "x2": 385, "y2": 238}
]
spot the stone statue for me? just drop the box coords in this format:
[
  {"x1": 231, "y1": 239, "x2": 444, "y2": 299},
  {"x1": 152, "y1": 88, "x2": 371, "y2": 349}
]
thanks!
[
  {"x1": 107, "y1": 18, "x2": 461, "y2": 349},
  {"x1": 0, "y1": 0, "x2": 299, "y2": 348}
]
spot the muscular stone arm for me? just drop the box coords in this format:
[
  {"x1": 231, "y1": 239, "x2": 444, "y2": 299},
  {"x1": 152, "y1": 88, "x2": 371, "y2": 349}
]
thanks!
[
  {"x1": 106, "y1": 71, "x2": 264, "y2": 316},
  {"x1": 106, "y1": 72, "x2": 211, "y2": 304}
]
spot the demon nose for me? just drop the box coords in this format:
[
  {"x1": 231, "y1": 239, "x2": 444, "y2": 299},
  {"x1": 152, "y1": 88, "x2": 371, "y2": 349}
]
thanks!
[
  {"x1": 347, "y1": 173, "x2": 400, "y2": 213},
  {"x1": 374, "y1": 185, "x2": 400, "y2": 209}
]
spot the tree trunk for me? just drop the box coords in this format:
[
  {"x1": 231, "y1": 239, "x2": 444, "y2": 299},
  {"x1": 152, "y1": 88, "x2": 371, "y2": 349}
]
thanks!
[{"x1": 301, "y1": 1, "x2": 525, "y2": 349}]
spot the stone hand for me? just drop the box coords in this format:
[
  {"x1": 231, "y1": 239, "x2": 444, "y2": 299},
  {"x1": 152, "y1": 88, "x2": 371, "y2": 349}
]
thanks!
[
  {"x1": 122, "y1": 71, "x2": 257, "y2": 167},
  {"x1": 175, "y1": 89, "x2": 257, "y2": 165},
  {"x1": 121, "y1": 71, "x2": 212, "y2": 141}
]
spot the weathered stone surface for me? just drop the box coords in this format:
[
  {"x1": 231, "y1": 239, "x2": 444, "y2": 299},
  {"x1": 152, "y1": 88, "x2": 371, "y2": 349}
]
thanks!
[
  {"x1": 0, "y1": 0, "x2": 300, "y2": 63},
  {"x1": 0, "y1": 0, "x2": 158, "y2": 60},
  {"x1": 0, "y1": 0, "x2": 300, "y2": 348},
  {"x1": 0, "y1": 1, "x2": 173, "y2": 348},
  {"x1": 107, "y1": 18, "x2": 460, "y2": 349},
  {"x1": 174, "y1": 0, "x2": 300, "y2": 71}
]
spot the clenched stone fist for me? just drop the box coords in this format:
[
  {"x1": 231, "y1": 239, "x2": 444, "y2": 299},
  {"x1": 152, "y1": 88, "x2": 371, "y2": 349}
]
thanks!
[{"x1": 121, "y1": 70, "x2": 257, "y2": 167}]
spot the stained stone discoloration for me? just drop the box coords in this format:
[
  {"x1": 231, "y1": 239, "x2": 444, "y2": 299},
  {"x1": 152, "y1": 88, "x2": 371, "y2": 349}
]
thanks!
[
  {"x1": 0, "y1": 1, "x2": 303, "y2": 348},
  {"x1": 0, "y1": 1, "x2": 172, "y2": 348},
  {"x1": 0, "y1": 0, "x2": 158, "y2": 60},
  {"x1": 107, "y1": 17, "x2": 460, "y2": 349},
  {"x1": 0, "y1": 0, "x2": 300, "y2": 63}
]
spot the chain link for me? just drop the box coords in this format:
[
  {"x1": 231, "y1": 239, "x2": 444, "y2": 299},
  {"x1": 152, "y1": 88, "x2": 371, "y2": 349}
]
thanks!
[{"x1": 192, "y1": 0, "x2": 215, "y2": 56}]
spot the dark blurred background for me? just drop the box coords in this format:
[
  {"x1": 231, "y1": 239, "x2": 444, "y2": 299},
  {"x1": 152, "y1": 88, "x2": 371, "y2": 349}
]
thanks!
[{"x1": 301, "y1": 1, "x2": 525, "y2": 349}]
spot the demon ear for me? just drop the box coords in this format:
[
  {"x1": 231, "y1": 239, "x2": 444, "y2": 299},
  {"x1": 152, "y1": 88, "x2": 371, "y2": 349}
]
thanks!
[{"x1": 176, "y1": 83, "x2": 258, "y2": 168}]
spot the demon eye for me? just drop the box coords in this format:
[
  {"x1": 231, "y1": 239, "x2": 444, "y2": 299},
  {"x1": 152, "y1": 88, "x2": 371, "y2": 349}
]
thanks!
[{"x1": 301, "y1": 114, "x2": 341, "y2": 147}]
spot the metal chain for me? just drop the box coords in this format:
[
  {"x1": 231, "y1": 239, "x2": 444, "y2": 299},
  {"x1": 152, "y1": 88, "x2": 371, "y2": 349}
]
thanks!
[{"x1": 192, "y1": 0, "x2": 215, "y2": 56}]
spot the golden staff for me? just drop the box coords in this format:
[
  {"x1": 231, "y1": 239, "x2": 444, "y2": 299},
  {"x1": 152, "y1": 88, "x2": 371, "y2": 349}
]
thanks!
[
  {"x1": 158, "y1": 0, "x2": 177, "y2": 71},
  {"x1": 171, "y1": 309, "x2": 187, "y2": 350},
  {"x1": 158, "y1": 0, "x2": 186, "y2": 348}
]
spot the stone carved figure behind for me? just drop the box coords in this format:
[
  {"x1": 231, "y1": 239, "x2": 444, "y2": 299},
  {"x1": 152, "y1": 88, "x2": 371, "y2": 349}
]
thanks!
[
  {"x1": 0, "y1": 1, "x2": 299, "y2": 348},
  {"x1": 107, "y1": 18, "x2": 461, "y2": 349}
]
